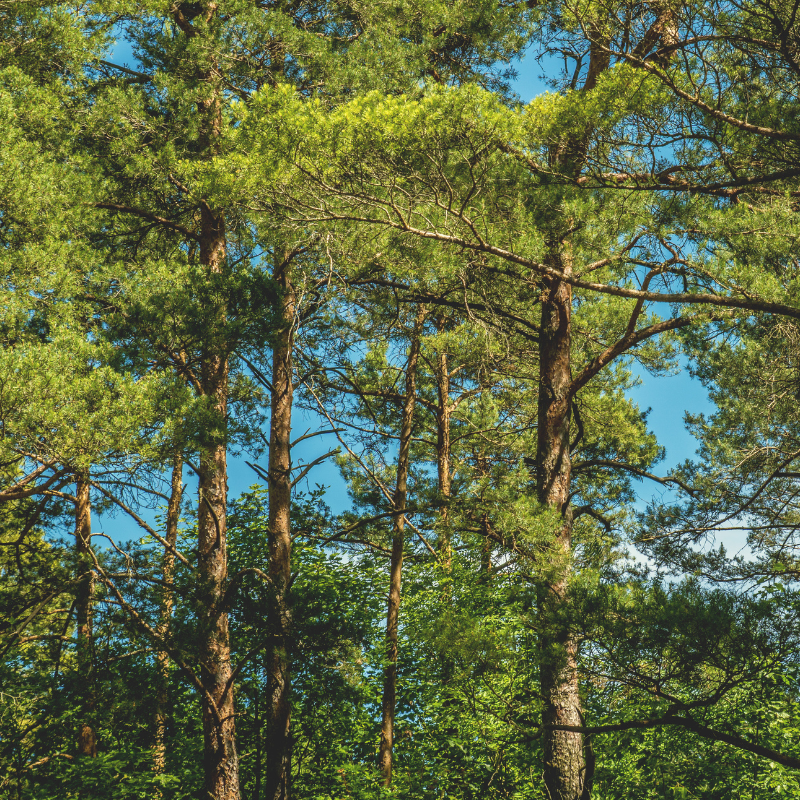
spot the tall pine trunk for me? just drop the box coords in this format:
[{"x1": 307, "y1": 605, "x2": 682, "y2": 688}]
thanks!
[
  {"x1": 186, "y1": 11, "x2": 242, "y2": 787},
  {"x1": 535, "y1": 32, "x2": 611, "y2": 791},
  {"x1": 75, "y1": 474, "x2": 97, "y2": 759},
  {"x1": 434, "y1": 320, "x2": 452, "y2": 565},
  {"x1": 197, "y1": 204, "x2": 240, "y2": 800},
  {"x1": 378, "y1": 307, "x2": 425, "y2": 785},
  {"x1": 536, "y1": 248, "x2": 587, "y2": 800},
  {"x1": 265, "y1": 253, "x2": 295, "y2": 800},
  {"x1": 153, "y1": 455, "x2": 183, "y2": 777}
]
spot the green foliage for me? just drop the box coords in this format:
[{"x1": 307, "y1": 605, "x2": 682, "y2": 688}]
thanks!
[{"x1": 4, "y1": 1, "x2": 800, "y2": 799}]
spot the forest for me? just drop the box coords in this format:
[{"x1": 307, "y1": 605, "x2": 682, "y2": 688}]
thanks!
[{"x1": 2, "y1": 1, "x2": 800, "y2": 799}]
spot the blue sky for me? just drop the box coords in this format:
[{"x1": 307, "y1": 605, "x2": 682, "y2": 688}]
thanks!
[{"x1": 93, "y1": 37, "x2": 715, "y2": 542}]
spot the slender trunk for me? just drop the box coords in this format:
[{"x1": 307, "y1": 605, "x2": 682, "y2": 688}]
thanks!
[
  {"x1": 197, "y1": 205, "x2": 240, "y2": 800},
  {"x1": 434, "y1": 323, "x2": 452, "y2": 566},
  {"x1": 536, "y1": 248, "x2": 587, "y2": 800},
  {"x1": 378, "y1": 307, "x2": 426, "y2": 786},
  {"x1": 434, "y1": 328, "x2": 458, "y2": 709},
  {"x1": 153, "y1": 455, "x2": 183, "y2": 777},
  {"x1": 265, "y1": 253, "x2": 295, "y2": 800},
  {"x1": 254, "y1": 677, "x2": 262, "y2": 800},
  {"x1": 75, "y1": 474, "x2": 97, "y2": 759},
  {"x1": 166, "y1": 5, "x2": 240, "y2": 794}
]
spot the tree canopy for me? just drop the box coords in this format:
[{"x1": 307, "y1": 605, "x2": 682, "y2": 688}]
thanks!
[{"x1": 2, "y1": 2, "x2": 800, "y2": 800}]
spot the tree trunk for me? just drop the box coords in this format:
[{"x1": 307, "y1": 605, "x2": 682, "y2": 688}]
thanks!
[
  {"x1": 536, "y1": 248, "x2": 587, "y2": 800},
  {"x1": 153, "y1": 455, "x2": 183, "y2": 777},
  {"x1": 531, "y1": 23, "x2": 614, "y2": 796},
  {"x1": 197, "y1": 205, "x2": 240, "y2": 800},
  {"x1": 254, "y1": 675, "x2": 262, "y2": 800},
  {"x1": 265, "y1": 253, "x2": 295, "y2": 800},
  {"x1": 434, "y1": 320, "x2": 452, "y2": 566},
  {"x1": 378, "y1": 307, "x2": 426, "y2": 786},
  {"x1": 75, "y1": 474, "x2": 97, "y2": 759},
  {"x1": 161, "y1": 6, "x2": 241, "y2": 794}
]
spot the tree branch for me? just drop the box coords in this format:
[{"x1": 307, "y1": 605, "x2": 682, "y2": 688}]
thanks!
[
  {"x1": 91, "y1": 203, "x2": 200, "y2": 241},
  {"x1": 549, "y1": 714, "x2": 800, "y2": 769}
]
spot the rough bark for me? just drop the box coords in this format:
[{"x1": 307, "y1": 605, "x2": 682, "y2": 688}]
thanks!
[
  {"x1": 177, "y1": 5, "x2": 241, "y2": 791},
  {"x1": 536, "y1": 247, "x2": 587, "y2": 800},
  {"x1": 153, "y1": 455, "x2": 183, "y2": 777},
  {"x1": 265, "y1": 253, "x2": 295, "y2": 800},
  {"x1": 378, "y1": 307, "x2": 426, "y2": 786},
  {"x1": 196, "y1": 203, "x2": 240, "y2": 800},
  {"x1": 532, "y1": 21, "x2": 617, "y2": 794},
  {"x1": 75, "y1": 474, "x2": 97, "y2": 759},
  {"x1": 531, "y1": 15, "x2": 678, "y2": 793}
]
